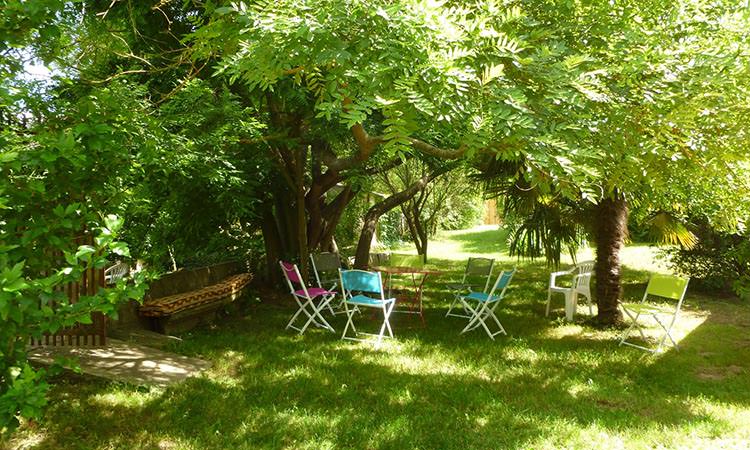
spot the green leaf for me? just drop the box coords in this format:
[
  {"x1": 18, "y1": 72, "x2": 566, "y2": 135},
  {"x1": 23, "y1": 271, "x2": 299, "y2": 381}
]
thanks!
[{"x1": 75, "y1": 245, "x2": 96, "y2": 260}]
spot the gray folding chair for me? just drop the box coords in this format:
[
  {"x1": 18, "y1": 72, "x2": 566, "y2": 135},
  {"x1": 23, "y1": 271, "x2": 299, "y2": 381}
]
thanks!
[
  {"x1": 445, "y1": 257, "x2": 495, "y2": 318},
  {"x1": 310, "y1": 252, "x2": 345, "y2": 315}
]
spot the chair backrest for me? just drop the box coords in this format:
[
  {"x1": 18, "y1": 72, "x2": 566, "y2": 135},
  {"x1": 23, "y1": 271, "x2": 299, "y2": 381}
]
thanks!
[
  {"x1": 339, "y1": 269, "x2": 384, "y2": 298},
  {"x1": 487, "y1": 268, "x2": 516, "y2": 301},
  {"x1": 311, "y1": 252, "x2": 340, "y2": 272},
  {"x1": 390, "y1": 253, "x2": 423, "y2": 268},
  {"x1": 279, "y1": 261, "x2": 310, "y2": 297},
  {"x1": 644, "y1": 274, "x2": 690, "y2": 310},
  {"x1": 368, "y1": 252, "x2": 391, "y2": 267},
  {"x1": 310, "y1": 252, "x2": 341, "y2": 287},
  {"x1": 463, "y1": 257, "x2": 494, "y2": 291},
  {"x1": 574, "y1": 261, "x2": 595, "y2": 292}
]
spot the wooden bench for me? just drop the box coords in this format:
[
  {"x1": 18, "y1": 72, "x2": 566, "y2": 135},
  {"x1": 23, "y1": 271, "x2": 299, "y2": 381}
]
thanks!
[{"x1": 138, "y1": 261, "x2": 252, "y2": 334}]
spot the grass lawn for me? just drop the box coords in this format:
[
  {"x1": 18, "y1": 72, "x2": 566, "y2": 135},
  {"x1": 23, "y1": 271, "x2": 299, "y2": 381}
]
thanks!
[{"x1": 5, "y1": 226, "x2": 750, "y2": 450}]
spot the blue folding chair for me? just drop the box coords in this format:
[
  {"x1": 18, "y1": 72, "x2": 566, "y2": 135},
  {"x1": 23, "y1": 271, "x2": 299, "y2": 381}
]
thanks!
[
  {"x1": 339, "y1": 269, "x2": 397, "y2": 346},
  {"x1": 459, "y1": 268, "x2": 516, "y2": 340}
]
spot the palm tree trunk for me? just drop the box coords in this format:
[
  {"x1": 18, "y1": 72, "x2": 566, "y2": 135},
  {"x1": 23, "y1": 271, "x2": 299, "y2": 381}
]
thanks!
[{"x1": 594, "y1": 196, "x2": 628, "y2": 325}]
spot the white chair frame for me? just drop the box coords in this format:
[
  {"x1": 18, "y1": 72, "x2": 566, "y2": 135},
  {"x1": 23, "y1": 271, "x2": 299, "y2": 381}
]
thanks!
[
  {"x1": 104, "y1": 262, "x2": 130, "y2": 285},
  {"x1": 445, "y1": 257, "x2": 495, "y2": 318},
  {"x1": 339, "y1": 269, "x2": 396, "y2": 347},
  {"x1": 546, "y1": 260, "x2": 594, "y2": 321},
  {"x1": 459, "y1": 268, "x2": 516, "y2": 340},
  {"x1": 280, "y1": 261, "x2": 336, "y2": 335}
]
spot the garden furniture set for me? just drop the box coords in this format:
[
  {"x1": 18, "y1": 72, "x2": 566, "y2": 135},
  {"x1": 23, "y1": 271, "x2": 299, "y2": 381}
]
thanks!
[{"x1": 279, "y1": 252, "x2": 689, "y2": 352}]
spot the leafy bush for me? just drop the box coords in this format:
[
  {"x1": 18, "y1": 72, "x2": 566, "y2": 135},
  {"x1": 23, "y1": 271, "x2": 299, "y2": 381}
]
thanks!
[
  {"x1": 662, "y1": 223, "x2": 750, "y2": 299},
  {"x1": 119, "y1": 80, "x2": 269, "y2": 271}
]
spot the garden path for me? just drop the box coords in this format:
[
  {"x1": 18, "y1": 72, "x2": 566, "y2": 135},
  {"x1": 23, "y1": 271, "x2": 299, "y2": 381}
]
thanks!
[{"x1": 28, "y1": 339, "x2": 210, "y2": 387}]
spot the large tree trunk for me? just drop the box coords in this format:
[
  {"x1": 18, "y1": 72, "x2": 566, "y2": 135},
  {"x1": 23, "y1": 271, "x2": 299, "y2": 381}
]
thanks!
[{"x1": 594, "y1": 196, "x2": 628, "y2": 325}]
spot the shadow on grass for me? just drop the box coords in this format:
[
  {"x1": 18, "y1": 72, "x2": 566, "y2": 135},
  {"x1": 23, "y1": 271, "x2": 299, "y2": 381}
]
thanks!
[{"x1": 18, "y1": 264, "x2": 749, "y2": 450}]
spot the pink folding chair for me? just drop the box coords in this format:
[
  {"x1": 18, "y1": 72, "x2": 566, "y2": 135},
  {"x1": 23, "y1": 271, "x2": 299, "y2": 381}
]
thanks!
[{"x1": 279, "y1": 261, "x2": 336, "y2": 334}]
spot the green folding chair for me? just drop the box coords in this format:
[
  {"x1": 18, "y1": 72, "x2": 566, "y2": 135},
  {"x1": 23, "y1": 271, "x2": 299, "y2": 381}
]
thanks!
[{"x1": 619, "y1": 274, "x2": 690, "y2": 353}]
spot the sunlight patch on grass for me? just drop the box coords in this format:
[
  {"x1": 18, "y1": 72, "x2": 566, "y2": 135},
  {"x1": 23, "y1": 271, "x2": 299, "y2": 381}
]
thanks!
[
  {"x1": 6, "y1": 430, "x2": 46, "y2": 450},
  {"x1": 90, "y1": 390, "x2": 158, "y2": 408},
  {"x1": 404, "y1": 225, "x2": 674, "y2": 277}
]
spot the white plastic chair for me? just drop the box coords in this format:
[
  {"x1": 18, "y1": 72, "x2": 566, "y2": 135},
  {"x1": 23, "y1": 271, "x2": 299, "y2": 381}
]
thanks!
[
  {"x1": 279, "y1": 261, "x2": 336, "y2": 334},
  {"x1": 619, "y1": 274, "x2": 690, "y2": 353},
  {"x1": 339, "y1": 269, "x2": 396, "y2": 347},
  {"x1": 459, "y1": 268, "x2": 516, "y2": 340},
  {"x1": 546, "y1": 260, "x2": 594, "y2": 321},
  {"x1": 445, "y1": 257, "x2": 495, "y2": 318},
  {"x1": 104, "y1": 262, "x2": 130, "y2": 285}
]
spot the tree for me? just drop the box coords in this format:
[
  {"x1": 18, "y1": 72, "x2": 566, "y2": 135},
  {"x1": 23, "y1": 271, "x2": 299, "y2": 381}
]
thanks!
[
  {"x1": 480, "y1": 0, "x2": 750, "y2": 324},
  {"x1": 185, "y1": 0, "x2": 595, "y2": 274}
]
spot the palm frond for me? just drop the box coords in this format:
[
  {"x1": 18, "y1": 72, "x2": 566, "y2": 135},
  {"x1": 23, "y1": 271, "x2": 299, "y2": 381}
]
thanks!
[{"x1": 646, "y1": 212, "x2": 698, "y2": 249}]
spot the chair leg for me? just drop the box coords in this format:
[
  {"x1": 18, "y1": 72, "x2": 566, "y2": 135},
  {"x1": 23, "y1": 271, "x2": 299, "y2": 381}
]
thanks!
[
  {"x1": 376, "y1": 301, "x2": 396, "y2": 346},
  {"x1": 341, "y1": 304, "x2": 358, "y2": 340},
  {"x1": 564, "y1": 291, "x2": 576, "y2": 321},
  {"x1": 619, "y1": 309, "x2": 646, "y2": 346},
  {"x1": 287, "y1": 298, "x2": 314, "y2": 333},
  {"x1": 487, "y1": 307, "x2": 507, "y2": 337},
  {"x1": 460, "y1": 300, "x2": 482, "y2": 334},
  {"x1": 446, "y1": 292, "x2": 470, "y2": 318},
  {"x1": 545, "y1": 289, "x2": 552, "y2": 317},
  {"x1": 654, "y1": 313, "x2": 680, "y2": 352}
]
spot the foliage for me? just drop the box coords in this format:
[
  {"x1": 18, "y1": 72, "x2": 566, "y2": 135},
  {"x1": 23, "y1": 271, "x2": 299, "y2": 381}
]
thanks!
[
  {"x1": 1, "y1": 56, "x2": 153, "y2": 431},
  {"x1": 186, "y1": 0, "x2": 602, "y2": 270},
  {"x1": 474, "y1": 0, "x2": 750, "y2": 322},
  {"x1": 662, "y1": 222, "x2": 750, "y2": 299},
  {"x1": 1, "y1": 3, "x2": 153, "y2": 432},
  {"x1": 379, "y1": 159, "x2": 479, "y2": 258},
  {"x1": 118, "y1": 79, "x2": 270, "y2": 270},
  {"x1": 482, "y1": 0, "x2": 750, "y2": 244}
]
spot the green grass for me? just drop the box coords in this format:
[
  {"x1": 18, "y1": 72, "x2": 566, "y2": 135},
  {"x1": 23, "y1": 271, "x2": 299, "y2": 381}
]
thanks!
[{"x1": 6, "y1": 226, "x2": 750, "y2": 450}]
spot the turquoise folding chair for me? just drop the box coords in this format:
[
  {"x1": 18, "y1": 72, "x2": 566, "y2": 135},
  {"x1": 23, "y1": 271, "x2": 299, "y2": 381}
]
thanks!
[
  {"x1": 459, "y1": 268, "x2": 516, "y2": 340},
  {"x1": 619, "y1": 274, "x2": 690, "y2": 353},
  {"x1": 339, "y1": 269, "x2": 396, "y2": 347}
]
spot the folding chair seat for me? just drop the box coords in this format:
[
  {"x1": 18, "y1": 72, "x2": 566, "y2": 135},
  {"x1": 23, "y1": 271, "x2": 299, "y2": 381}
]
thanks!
[
  {"x1": 619, "y1": 273, "x2": 690, "y2": 353},
  {"x1": 445, "y1": 257, "x2": 494, "y2": 318},
  {"x1": 310, "y1": 252, "x2": 345, "y2": 315},
  {"x1": 279, "y1": 261, "x2": 336, "y2": 335},
  {"x1": 339, "y1": 269, "x2": 396, "y2": 347},
  {"x1": 546, "y1": 260, "x2": 594, "y2": 320},
  {"x1": 459, "y1": 268, "x2": 516, "y2": 340}
]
